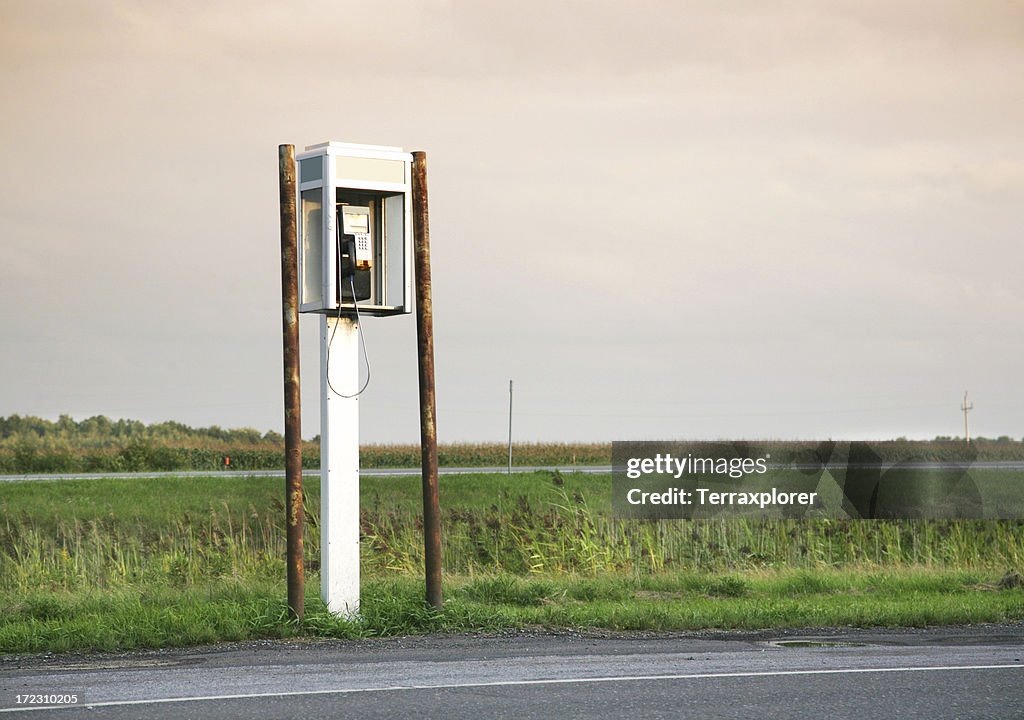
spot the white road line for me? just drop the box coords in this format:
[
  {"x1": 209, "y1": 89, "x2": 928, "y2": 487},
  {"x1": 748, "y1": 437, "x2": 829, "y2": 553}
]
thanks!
[{"x1": 2, "y1": 663, "x2": 1021, "y2": 713}]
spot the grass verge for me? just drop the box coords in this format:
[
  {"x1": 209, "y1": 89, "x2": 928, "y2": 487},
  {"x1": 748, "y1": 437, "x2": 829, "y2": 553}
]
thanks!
[{"x1": 1, "y1": 568, "x2": 1021, "y2": 654}]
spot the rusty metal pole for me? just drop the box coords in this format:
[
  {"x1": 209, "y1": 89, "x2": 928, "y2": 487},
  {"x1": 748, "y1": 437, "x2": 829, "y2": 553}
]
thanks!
[
  {"x1": 278, "y1": 144, "x2": 304, "y2": 622},
  {"x1": 507, "y1": 380, "x2": 513, "y2": 475},
  {"x1": 412, "y1": 151, "x2": 442, "y2": 610}
]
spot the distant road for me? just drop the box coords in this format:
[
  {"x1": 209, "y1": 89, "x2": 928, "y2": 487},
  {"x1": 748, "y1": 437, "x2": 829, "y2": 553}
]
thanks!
[
  {"x1": 1, "y1": 626, "x2": 1022, "y2": 719},
  {"x1": 0, "y1": 466, "x2": 612, "y2": 483},
  {"x1": 3, "y1": 461, "x2": 1024, "y2": 483}
]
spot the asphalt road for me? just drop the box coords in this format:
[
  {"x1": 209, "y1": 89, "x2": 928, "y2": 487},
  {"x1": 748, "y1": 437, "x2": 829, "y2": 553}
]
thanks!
[
  {"x1": 0, "y1": 466, "x2": 611, "y2": 483},
  {"x1": 3, "y1": 461, "x2": 1024, "y2": 483},
  {"x1": 2, "y1": 626, "x2": 1022, "y2": 719}
]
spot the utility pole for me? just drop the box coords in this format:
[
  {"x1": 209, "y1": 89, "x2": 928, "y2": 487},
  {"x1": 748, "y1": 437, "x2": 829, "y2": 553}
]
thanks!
[
  {"x1": 961, "y1": 391, "x2": 973, "y2": 444},
  {"x1": 413, "y1": 151, "x2": 442, "y2": 611},
  {"x1": 507, "y1": 380, "x2": 513, "y2": 475},
  {"x1": 278, "y1": 144, "x2": 304, "y2": 622}
]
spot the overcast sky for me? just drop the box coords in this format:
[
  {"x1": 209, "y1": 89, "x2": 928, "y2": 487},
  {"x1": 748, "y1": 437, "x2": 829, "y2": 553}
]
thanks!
[{"x1": 1, "y1": 1, "x2": 1022, "y2": 443}]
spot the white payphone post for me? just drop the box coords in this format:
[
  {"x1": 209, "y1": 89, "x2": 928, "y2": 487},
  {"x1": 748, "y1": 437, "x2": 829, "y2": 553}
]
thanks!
[{"x1": 295, "y1": 142, "x2": 413, "y2": 616}]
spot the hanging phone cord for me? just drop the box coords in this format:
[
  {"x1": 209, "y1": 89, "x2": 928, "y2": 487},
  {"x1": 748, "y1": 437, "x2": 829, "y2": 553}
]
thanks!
[{"x1": 326, "y1": 275, "x2": 371, "y2": 398}]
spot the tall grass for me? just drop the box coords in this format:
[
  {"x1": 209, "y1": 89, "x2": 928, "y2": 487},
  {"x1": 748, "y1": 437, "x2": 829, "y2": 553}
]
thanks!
[
  {"x1": 1, "y1": 472, "x2": 1021, "y2": 596},
  {"x1": 2, "y1": 472, "x2": 1022, "y2": 653}
]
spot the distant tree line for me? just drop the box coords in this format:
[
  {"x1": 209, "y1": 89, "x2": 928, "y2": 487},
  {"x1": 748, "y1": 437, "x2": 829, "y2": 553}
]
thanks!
[
  {"x1": 0, "y1": 414, "x2": 609, "y2": 472},
  {"x1": 0, "y1": 414, "x2": 296, "y2": 472},
  {"x1": 0, "y1": 414, "x2": 284, "y2": 450},
  {"x1": 1, "y1": 414, "x2": 1023, "y2": 473}
]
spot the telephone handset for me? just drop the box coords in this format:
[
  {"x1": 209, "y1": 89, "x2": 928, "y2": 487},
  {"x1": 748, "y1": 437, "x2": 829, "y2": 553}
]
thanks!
[{"x1": 337, "y1": 204, "x2": 373, "y2": 302}]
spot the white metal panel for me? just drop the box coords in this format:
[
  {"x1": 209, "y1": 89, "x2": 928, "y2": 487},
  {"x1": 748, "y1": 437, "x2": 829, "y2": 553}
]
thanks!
[
  {"x1": 335, "y1": 156, "x2": 405, "y2": 184},
  {"x1": 319, "y1": 314, "x2": 361, "y2": 617},
  {"x1": 309, "y1": 141, "x2": 413, "y2": 164}
]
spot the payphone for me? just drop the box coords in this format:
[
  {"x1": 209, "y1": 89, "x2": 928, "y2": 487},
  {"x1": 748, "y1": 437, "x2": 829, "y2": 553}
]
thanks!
[
  {"x1": 296, "y1": 142, "x2": 413, "y2": 316},
  {"x1": 337, "y1": 202, "x2": 372, "y2": 302},
  {"x1": 292, "y1": 141, "x2": 415, "y2": 617}
]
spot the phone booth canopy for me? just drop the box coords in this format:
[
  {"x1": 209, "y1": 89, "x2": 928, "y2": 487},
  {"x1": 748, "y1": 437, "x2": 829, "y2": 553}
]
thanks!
[{"x1": 296, "y1": 141, "x2": 413, "y2": 316}]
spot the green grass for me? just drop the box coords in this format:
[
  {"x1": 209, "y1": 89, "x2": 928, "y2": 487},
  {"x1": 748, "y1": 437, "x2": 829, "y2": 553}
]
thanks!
[
  {"x1": 2, "y1": 570, "x2": 1021, "y2": 653},
  {"x1": 1, "y1": 472, "x2": 1022, "y2": 654}
]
